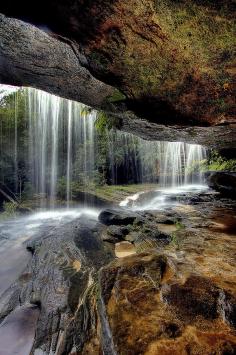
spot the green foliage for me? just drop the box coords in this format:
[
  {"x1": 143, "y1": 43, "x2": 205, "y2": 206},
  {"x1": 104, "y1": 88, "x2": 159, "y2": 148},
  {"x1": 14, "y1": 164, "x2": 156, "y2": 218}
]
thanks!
[
  {"x1": 170, "y1": 220, "x2": 185, "y2": 249},
  {"x1": 57, "y1": 177, "x2": 67, "y2": 199},
  {"x1": 95, "y1": 111, "x2": 110, "y2": 132},
  {"x1": 208, "y1": 160, "x2": 236, "y2": 172},
  {"x1": 0, "y1": 201, "x2": 18, "y2": 219},
  {"x1": 199, "y1": 150, "x2": 236, "y2": 172},
  {"x1": 107, "y1": 89, "x2": 126, "y2": 103},
  {"x1": 185, "y1": 159, "x2": 207, "y2": 174},
  {"x1": 0, "y1": 89, "x2": 26, "y2": 130},
  {"x1": 21, "y1": 182, "x2": 34, "y2": 200},
  {"x1": 171, "y1": 232, "x2": 180, "y2": 250},
  {"x1": 175, "y1": 220, "x2": 185, "y2": 230},
  {"x1": 0, "y1": 89, "x2": 28, "y2": 195},
  {"x1": 154, "y1": 0, "x2": 235, "y2": 68},
  {"x1": 95, "y1": 111, "x2": 119, "y2": 132}
]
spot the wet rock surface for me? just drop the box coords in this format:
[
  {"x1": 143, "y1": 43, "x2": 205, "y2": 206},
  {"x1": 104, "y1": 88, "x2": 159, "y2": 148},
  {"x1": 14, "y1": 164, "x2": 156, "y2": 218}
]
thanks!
[
  {"x1": 97, "y1": 193, "x2": 236, "y2": 354},
  {"x1": 0, "y1": 191, "x2": 236, "y2": 354}
]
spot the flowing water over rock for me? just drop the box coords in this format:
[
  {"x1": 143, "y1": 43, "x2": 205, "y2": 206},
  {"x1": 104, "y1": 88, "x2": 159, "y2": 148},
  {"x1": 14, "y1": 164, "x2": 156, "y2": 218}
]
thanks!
[
  {"x1": 0, "y1": 207, "x2": 101, "y2": 354},
  {"x1": 120, "y1": 184, "x2": 209, "y2": 210}
]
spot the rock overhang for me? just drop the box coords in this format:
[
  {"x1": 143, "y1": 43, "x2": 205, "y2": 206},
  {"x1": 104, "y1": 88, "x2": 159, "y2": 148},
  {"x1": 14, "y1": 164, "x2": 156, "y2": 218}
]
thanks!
[{"x1": 0, "y1": 0, "x2": 235, "y2": 151}]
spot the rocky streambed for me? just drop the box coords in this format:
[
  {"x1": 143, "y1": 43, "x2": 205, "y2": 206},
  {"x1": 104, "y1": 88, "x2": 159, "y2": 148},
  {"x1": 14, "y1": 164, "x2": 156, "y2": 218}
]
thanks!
[{"x1": 0, "y1": 188, "x2": 235, "y2": 354}]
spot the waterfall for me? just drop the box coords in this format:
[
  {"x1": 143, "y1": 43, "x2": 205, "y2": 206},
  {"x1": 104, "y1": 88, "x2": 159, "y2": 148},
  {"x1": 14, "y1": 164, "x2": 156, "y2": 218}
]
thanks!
[
  {"x1": 28, "y1": 89, "x2": 61, "y2": 205},
  {"x1": 0, "y1": 86, "x2": 207, "y2": 208},
  {"x1": 26, "y1": 87, "x2": 206, "y2": 207},
  {"x1": 1, "y1": 88, "x2": 201, "y2": 208},
  {"x1": 50, "y1": 95, "x2": 60, "y2": 207}
]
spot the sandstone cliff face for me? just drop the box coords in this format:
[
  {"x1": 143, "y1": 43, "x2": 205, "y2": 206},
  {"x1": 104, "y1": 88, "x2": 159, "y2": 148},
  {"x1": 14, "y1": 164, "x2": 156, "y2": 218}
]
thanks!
[{"x1": 0, "y1": 1, "x2": 235, "y2": 148}]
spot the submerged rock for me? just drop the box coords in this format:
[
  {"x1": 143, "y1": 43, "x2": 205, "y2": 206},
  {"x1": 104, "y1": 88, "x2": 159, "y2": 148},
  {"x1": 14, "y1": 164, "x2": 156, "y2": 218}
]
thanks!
[{"x1": 115, "y1": 241, "x2": 136, "y2": 258}]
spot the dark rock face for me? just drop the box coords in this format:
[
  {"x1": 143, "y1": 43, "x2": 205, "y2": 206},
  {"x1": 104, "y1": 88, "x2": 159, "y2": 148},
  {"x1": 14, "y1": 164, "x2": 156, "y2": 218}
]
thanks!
[
  {"x1": 121, "y1": 114, "x2": 236, "y2": 150},
  {"x1": 206, "y1": 171, "x2": 236, "y2": 198}
]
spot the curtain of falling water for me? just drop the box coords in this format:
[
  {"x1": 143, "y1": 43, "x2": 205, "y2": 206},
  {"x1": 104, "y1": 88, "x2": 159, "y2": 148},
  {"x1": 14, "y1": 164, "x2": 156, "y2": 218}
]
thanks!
[
  {"x1": 26, "y1": 87, "x2": 207, "y2": 208},
  {"x1": 14, "y1": 91, "x2": 18, "y2": 194},
  {"x1": 27, "y1": 88, "x2": 98, "y2": 207},
  {"x1": 184, "y1": 144, "x2": 207, "y2": 184},
  {"x1": 159, "y1": 142, "x2": 207, "y2": 187},
  {"x1": 28, "y1": 88, "x2": 62, "y2": 205},
  {"x1": 50, "y1": 95, "x2": 60, "y2": 207},
  {"x1": 66, "y1": 101, "x2": 72, "y2": 207}
]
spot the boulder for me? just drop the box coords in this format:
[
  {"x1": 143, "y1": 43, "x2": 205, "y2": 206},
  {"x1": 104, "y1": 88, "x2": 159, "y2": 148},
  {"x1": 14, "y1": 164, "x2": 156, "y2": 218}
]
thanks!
[
  {"x1": 98, "y1": 208, "x2": 142, "y2": 226},
  {"x1": 206, "y1": 171, "x2": 236, "y2": 198}
]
